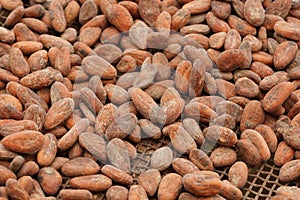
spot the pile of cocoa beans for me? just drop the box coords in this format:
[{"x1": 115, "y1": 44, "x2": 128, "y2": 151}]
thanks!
[{"x1": 0, "y1": 0, "x2": 299, "y2": 199}]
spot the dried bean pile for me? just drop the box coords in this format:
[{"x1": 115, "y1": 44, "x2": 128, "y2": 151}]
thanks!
[{"x1": 0, "y1": 0, "x2": 299, "y2": 199}]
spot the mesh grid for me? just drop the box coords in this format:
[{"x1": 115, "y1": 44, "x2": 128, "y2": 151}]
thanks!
[
  {"x1": 216, "y1": 158, "x2": 300, "y2": 200},
  {"x1": 1, "y1": 5, "x2": 299, "y2": 200},
  {"x1": 0, "y1": 9, "x2": 8, "y2": 26},
  {"x1": 57, "y1": 138, "x2": 300, "y2": 199},
  {"x1": 135, "y1": 138, "x2": 300, "y2": 200},
  {"x1": 131, "y1": 136, "x2": 171, "y2": 176}
]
